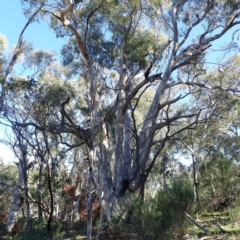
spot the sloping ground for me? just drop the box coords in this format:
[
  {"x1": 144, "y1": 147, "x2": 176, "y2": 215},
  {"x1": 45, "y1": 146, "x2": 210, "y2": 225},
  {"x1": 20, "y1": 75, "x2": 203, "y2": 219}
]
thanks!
[
  {"x1": 95, "y1": 209, "x2": 240, "y2": 240},
  {"x1": 183, "y1": 211, "x2": 240, "y2": 240},
  {"x1": 1, "y1": 213, "x2": 239, "y2": 240},
  {"x1": 1, "y1": 201, "x2": 240, "y2": 239},
  {"x1": 62, "y1": 214, "x2": 240, "y2": 240}
]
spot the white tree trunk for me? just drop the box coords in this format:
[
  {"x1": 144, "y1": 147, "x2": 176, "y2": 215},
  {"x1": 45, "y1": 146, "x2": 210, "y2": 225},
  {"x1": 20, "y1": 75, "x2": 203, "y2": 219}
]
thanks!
[{"x1": 5, "y1": 162, "x2": 24, "y2": 234}]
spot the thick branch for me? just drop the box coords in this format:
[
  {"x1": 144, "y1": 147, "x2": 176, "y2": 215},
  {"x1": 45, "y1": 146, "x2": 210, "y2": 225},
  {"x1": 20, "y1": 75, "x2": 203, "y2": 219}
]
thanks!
[
  {"x1": 122, "y1": 73, "x2": 162, "y2": 115},
  {"x1": 41, "y1": 6, "x2": 91, "y2": 68},
  {"x1": 0, "y1": 179, "x2": 14, "y2": 194}
]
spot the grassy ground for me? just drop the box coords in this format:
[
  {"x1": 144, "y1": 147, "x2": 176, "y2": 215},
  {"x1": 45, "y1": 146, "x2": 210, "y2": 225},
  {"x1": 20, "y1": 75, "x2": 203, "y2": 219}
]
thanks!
[
  {"x1": 1, "y1": 208, "x2": 240, "y2": 239},
  {"x1": 183, "y1": 210, "x2": 240, "y2": 240},
  {"x1": 58, "y1": 211, "x2": 240, "y2": 240}
]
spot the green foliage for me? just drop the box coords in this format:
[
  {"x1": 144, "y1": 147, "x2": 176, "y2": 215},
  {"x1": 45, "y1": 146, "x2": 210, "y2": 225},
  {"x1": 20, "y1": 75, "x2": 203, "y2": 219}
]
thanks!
[
  {"x1": 200, "y1": 156, "x2": 236, "y2": 197},
  {"x1": 0, "y1": 33, "x2": 8, "y2": 53},
  {"x1": 197, "y1": 155, "x2": 240, "y2": 213},
  {"x1": 40, "y1": 83, "x2": 74, "y2": 107},
  {"x1": 5, "y1": 77, "x2": 36, "y2": 92},
  {"x1": 216, "y1": 158, "x2": 233, "y2": 187},
  {"x1": 0, "y1": 164, "x2": 18, "y2": 216},
  {"x1": 170, "y1": 177, "x2": 194, "y2": 211},
  {"x1": 229, "y1": 198, "x2": 240, "y2": 227},
  {"x1": 111, "y1": 177, "x2": 194, "y2": 239},
  {"x1": 224, "y1": 0, "x2": 240, "y2": 10},
  {"x1": 77, "y1": 106, "x2": 90, "y2": 116},
  {"x1": 13, "y1": 217, "x2": 64, "y2": 240},
  {"x1": 13, "y1": 217, "x2": 48, "y2": 240},
  {"x1": 125, "y1": 30, "x2": 160, "y2": 69}
]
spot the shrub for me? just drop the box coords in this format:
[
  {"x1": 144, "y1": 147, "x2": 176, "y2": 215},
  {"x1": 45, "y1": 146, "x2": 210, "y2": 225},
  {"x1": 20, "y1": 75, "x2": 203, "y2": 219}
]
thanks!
[
  {"x1": 229, "y1": 197, "x2": 240, "y2": 228},
  {"x1": 13, "y1": 217, "x2": 64, "y2": 240},
  {"x1": 111, "y1": 177, "x2": 194, "y2": 240}
]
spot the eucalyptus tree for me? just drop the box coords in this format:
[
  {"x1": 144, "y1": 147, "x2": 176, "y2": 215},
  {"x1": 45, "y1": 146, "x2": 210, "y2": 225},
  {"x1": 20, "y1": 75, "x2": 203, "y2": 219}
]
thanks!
[
  {"x1": 0, "y1": 87, "x2": 38, "y2": 234},
  {"x1": 10, "y1": 1, "x2": 240, "y2": 235},
  {"x1": 0, "y1": 18, "x2": 49, "y2": 235},
  {"x1": 0, "y1": 36, "x2": 41, "y2": 234},
  {"x1": 0, "y1": 35, "x2": 80, "y2": 234},
  {"x1": 0, "y1": 160, "x2": 19, "y2": 233},
  {"x1": 0, "y1": 78, "x2": 39, "y2": 234},
  {"x1": 177, "y1": 115, "x2": 218, "y2": 202},
  {"x1": 176, "y1": 55, "x2": 240, "y2": 202}
]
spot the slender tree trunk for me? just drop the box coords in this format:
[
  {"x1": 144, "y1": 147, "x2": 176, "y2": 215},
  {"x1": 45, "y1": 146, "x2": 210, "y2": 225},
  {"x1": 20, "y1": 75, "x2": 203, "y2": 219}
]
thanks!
[
  {"x1": 139, "y1": 176, "x2": 147, "y2": 200},
  {"x1": 5, "y1": 192, "x2": 24, "y2": 234},
  {"x1": 86, "y1": 162, "x2": 95, "y2": 240},
  {"x1": 37, "y1": 165, "x2": 43, "y2": 223},
  {"x1": 192, "y1": 155, "x2": 200, "y2": 202},
  {"x1": 24, "y1": 186, "x2": 30, "y2": 240},
  {"x1": 22, "y1": 148, "x2": 30, "y2": 239},
  {"x1": 4, "y1": 162, "x2": 24, "y2": 234},
  {"x1": 86, "y1": 193, "x2": 93, "y2": 240},
  {"x1": 46, "y1": 165, "x2": 54, "y2": 232}
]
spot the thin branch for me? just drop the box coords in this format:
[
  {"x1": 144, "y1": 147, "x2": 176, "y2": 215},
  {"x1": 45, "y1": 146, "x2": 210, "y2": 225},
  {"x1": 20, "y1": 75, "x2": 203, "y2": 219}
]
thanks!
[
  {"x1": 1, "y1": 4, "x2": 43, "y2": 110},
  {"x1": 84, "y1": 0, "x2": 103, "y2": 41},
  {"x1": 154, "y1": 112, "x2": 199, "y2": 131}
]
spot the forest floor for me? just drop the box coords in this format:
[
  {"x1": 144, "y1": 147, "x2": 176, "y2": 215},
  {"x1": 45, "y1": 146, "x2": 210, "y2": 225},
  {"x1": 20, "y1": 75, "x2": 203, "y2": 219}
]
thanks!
[
  {"x1": 183, "y1": 210, "x2": 240, "y2": 240},
  {"x1": 61, "y1": 210, "x2": 240, "y2": 240},
  {"x1": 1, "y1": 209, "x2": 240, "y2": 239}
]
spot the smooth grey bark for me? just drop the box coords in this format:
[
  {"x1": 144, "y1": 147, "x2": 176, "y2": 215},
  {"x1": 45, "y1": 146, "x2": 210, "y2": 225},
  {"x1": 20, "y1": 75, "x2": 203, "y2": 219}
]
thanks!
[
  {"x1": 22, "y1": 149, "x2": 31, "y2": 239},
  {"x1": 4, "y1": 162, "x2": 24, "y2": 234},
  {"x1": 4, "y1": 140, "x2": 33, "y2": 235},
  {"x1": 86, "y1": 170, "x2": 94, "y2": 240}
]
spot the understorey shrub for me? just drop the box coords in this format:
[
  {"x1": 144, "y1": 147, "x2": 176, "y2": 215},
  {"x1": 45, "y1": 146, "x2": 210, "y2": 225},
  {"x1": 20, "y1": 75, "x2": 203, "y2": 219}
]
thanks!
[
  {"x1": 111, "y1": 177, "x2": 194, "y2": 240},
  {"x1": 13, "y1": 217, "x2": 64, "y2": 240}
]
